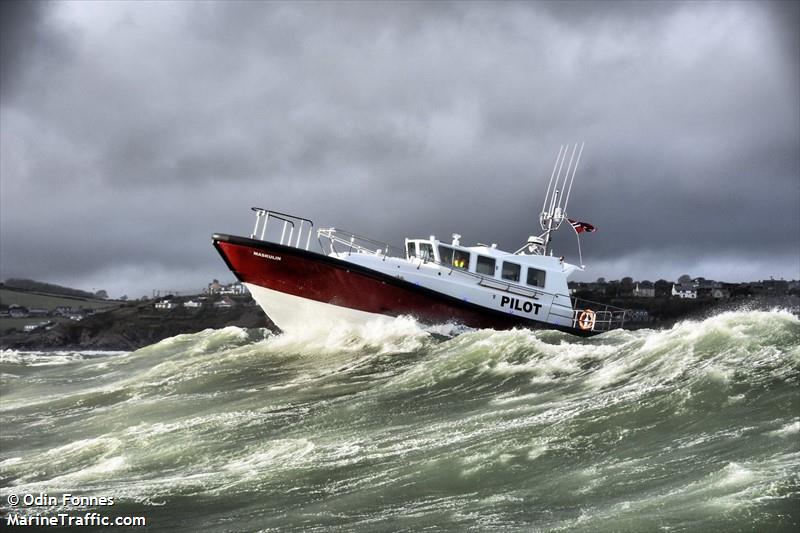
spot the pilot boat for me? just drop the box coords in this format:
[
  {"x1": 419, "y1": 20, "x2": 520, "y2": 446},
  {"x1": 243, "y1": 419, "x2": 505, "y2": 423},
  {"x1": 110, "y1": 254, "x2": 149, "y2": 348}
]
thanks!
[{"x1": 212, "y1": 144, "x2": 627, "y2": 336}]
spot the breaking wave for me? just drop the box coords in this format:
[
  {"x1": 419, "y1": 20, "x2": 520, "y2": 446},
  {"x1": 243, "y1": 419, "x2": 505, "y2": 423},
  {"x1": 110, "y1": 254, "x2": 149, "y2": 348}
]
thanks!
[{"x1": 1, "y1": 310, "x2": 798, "y2": 531}]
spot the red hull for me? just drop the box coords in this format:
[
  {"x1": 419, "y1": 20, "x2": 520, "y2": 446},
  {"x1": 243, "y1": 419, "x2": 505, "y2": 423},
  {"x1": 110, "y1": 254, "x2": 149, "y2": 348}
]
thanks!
[{"x1": 213, "y1": 234, "x2": 592, "y2": 335}]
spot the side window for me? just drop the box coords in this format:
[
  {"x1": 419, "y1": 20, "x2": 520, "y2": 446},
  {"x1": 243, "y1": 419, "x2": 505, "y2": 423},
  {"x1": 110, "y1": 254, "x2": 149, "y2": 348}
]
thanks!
[
  {"x1": 502, "y1": 262, "x2": 521, "y2": 282},
  {"x1": 406, "y1": 242, "x2": 416, "y2": 259},
  {"x1": 476, "y1": 255, "x2": 495, "y2": 276},
  {"x1": 527, "y1": 267, "x2": 546, "y2": 287},
  {"x1": 418, "y1": 243, "x2": 434, "y2": 261},
  {"x1": 438, "y1": 245, "x2": 454, "y2": 267},
  {"x1": 453, "y1": 249, "x2": 470, "y2": 270}
]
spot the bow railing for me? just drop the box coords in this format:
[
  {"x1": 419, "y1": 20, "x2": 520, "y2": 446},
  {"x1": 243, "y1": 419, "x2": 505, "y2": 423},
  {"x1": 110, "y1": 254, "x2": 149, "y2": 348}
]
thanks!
[{"x1": 250, "y1": 207, "x2": 314, "y2": 250}]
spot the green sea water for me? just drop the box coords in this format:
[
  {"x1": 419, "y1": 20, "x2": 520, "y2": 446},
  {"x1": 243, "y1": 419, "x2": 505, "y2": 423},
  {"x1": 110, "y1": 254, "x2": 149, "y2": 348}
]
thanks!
[{"x1": 1, "y1": 310, "x2": 798, "y2": 531}]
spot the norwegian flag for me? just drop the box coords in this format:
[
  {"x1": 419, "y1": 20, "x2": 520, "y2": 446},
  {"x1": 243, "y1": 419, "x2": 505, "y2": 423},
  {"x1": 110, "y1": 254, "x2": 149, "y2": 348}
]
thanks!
[{"x1": 568, "y1": 218, "x2": 596, "y2": 234}]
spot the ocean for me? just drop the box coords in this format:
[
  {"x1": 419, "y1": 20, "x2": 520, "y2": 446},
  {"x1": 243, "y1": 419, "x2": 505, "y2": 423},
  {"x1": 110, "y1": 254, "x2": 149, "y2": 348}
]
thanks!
[{"x1": 1, "y1": 310, "x2": 798, "y2": 532}]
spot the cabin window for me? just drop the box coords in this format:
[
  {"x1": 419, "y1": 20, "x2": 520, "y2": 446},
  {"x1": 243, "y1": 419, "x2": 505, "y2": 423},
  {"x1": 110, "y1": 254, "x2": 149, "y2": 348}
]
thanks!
[
  {"x1": 406, "y1": 242, "x2": 416, "y2": 259},
  {"x1": 502, "y1": 261, "x2": 521, "y2": 282},
  {"x1": 438, "y1": 245, "x2": 454, "y2": 267},
  {"x1": 527, "y1": 267, "x2": 546, "y2": 288},
  {"x1": 476, "y1": 255, "x2": 495, "y2": 276},
  {"x1": 453, "y1": 249, "x2": 470, "y2": 270},
  {"x1": 418, "y1": 242, "x2": 434, "y2": 261}
]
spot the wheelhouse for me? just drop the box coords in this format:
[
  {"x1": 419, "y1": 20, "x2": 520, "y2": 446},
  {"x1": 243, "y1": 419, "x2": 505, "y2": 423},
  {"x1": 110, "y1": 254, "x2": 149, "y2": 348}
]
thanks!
[{"x1": 404, "y1": 236, "x2": 556, "y2": 293}]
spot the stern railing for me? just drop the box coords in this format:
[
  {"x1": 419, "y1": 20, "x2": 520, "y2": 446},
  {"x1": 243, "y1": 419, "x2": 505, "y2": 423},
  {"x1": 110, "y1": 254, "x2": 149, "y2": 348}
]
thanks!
[{"x1": 569, "y1": 297, "x2": 627, "y2": 333}]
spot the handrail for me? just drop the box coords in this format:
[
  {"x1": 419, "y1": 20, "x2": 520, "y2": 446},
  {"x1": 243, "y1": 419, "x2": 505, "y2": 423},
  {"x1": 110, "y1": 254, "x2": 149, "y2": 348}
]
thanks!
[
  {"x1": 317, "y1": 227, "x2": 401, "y2": 257},
  {"x1": 568, "y1": 296, "x2": 627, "y2": 332},
  {"x1": 477, "y1": 277, "x2": 539, "y2": 299},
  {"x1": 250, "y1": 207, "x2": 314, "y2": 250},
  {"x1": 250, "y1": 207, "x2": 314, "y2": 225}
]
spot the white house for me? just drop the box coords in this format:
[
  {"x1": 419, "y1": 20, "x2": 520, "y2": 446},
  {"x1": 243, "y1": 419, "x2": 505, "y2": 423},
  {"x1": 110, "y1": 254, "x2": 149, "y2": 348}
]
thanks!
[
  {"x1": 183, "y1": 300, "x2": 203, "y2": 308},
  {"x1": 672, "y1": 284, "x2": 697, "y2": 299},
  {"x1": 9, "y1": 305, "x2": 28, "y2": 318},
  {"x1": 24, "y1": 321, "x2": 52, "y2": 332},
  {"x1": 214, "y1": 296, "x2": 236, "y2": 308},
  {"x1": 154, "y1": 300, "x2": 178, "y2": 310},
  {"x1": 206, "y1": 279, "x2": 222, "y2": 294}
]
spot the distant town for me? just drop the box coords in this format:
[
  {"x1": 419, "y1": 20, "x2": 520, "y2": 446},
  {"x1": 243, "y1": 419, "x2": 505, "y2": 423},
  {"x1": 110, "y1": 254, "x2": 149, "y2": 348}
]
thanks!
[
  {"x1": 570, "y1": 276, "x2": 798, "y2": 300},
  {"x1": 567, "y1": 276, "x2": 799, "y2": 325},
  {"x1": 152, "y1": 279, "x2": 250, "y2": 311}
]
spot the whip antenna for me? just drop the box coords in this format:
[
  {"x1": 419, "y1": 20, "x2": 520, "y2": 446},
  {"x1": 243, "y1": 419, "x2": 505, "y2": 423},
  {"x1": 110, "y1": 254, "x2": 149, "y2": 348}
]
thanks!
[
  {"x1": 542, "y1": 145, "x2": 564, "y2": 221},
  {"x1": 563, "y1": 142, "x2": 584, "y2": 210},
  {"x1": 537, "y1": 142, "x2": 584, "y2": 255}
]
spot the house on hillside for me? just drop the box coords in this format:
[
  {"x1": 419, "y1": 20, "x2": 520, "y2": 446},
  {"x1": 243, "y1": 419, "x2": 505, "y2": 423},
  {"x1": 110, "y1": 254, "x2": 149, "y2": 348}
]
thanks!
[
  {"x1": 711, "y1": 287, "x2": 730, "y2": 299},
  {"x1": 9, "y1": 305, "x2": 28, "y2": 318},
  {"x1": 692, "y1": 278, "x2": 720, "y2": 298},
  {"x1": 183, "y1": 299, "x2": 204, "y2": 309},
  {"x1": 24, "y1": 321, "x2": 52, "y2": 332},
  {"x1": 154, "y1": 300, "x2": 178, "y2": 310},
  {"x1": 672, "y1": 284, "x2": 697, "y2": 299},
  {"x1": 633, "y1": 281, "x2": 655, "y2": 298},
  {"x1": 214, "y1": 296, "x2": 237, "y2": 308},
  {"x1": 220, "y1": 282, "x2": 247, "y2": 295},
  {"x1": 206, "y1": 279, "x2": 222, "y2": 294}
]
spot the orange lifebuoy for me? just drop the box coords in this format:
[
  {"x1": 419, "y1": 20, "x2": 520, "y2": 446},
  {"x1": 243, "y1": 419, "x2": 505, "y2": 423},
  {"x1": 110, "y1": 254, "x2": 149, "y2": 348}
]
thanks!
[{"x1": 577, "y1": 309, "x2": 596, "y2": 331}]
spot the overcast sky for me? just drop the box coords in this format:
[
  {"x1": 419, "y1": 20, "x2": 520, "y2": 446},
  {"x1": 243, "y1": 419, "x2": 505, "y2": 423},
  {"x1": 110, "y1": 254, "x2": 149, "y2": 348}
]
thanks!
[{"x1": 1, "y1": 0, "x2": 798, "y2": 298}]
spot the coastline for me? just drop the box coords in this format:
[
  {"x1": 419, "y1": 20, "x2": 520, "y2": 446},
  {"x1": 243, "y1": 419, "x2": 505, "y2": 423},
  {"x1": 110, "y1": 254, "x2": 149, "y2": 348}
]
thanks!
[
  {"x1": 2, "y1": 295, "x2": 796, "y2": 352},
  {"x1": 1, "y1": 302, "x2": 277, "y2": 352}
]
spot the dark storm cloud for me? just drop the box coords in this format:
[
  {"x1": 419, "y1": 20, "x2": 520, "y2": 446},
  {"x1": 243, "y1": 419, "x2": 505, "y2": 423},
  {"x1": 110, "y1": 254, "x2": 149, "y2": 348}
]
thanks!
[
  {"x1": 1, "y1": 1, "x2": 45, "y2": 99},
  {"x1": 1, "y1": 1, "x2": 798, "y2": 297},
  {"x1": 767, "y1": 0, "x2": 800, "y2": 83},
  {"x1": 0, "y1": 1, "x2": 75, "y2": 104}
]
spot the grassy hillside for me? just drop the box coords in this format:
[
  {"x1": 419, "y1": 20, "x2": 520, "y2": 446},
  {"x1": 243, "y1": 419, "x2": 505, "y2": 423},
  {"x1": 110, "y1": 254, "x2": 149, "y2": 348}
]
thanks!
[
  {"x1": 0, "y1": 287, "x2": 119, "y2": 310},
  {"x1": 0, "y1": 288, "x2": 124, "y2": 334},
  {"x1": 2, "y1": 278, "x2": 97, "y2": 299}
]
